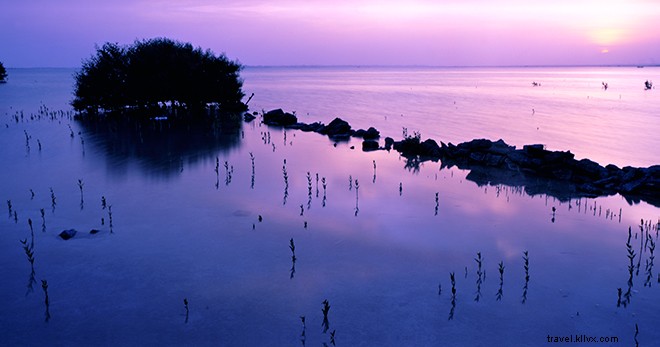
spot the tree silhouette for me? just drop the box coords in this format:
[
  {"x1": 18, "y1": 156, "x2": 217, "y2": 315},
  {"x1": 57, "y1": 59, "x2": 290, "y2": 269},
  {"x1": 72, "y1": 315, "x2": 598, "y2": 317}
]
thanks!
[
  {"x1": 0, "y1": 61, "x2": 7, "y2": 83},
  {"x1": 72, "y1": 38, "x2": 246, "y2": 116}
]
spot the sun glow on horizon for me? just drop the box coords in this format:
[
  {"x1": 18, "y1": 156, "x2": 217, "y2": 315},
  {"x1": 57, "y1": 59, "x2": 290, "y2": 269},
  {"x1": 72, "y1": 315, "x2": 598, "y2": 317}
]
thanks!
[{"x1": 2, "y1": 0, "x2": 659, "y2": 67}]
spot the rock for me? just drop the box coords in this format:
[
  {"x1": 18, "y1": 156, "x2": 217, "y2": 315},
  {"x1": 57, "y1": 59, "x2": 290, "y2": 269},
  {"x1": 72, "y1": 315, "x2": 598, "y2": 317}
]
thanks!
[
  {"x1": 353, "y1": 129, "x2": 366, "y2": 138},
  {"x1": 484, "y1": 153, "x2": 505, "y2": 167},
  {"x1": 573, "y1": 158, "x2": 607, "y2": 181},
  {"x1": 523, "y1": 144, "x2": 545, "y2": 157},
  {"x1": 419, "y1": 139, "x2": 441, "y2": 157},
  {"x1": 363, "y1": 127, "x2": 380, "y2": 140},
  {"x1": 263, "y1": 109, "x2": 297, "y2": 126},
  {"x1": 89, "y1": 229, "x2": 101, "y2": 234},
  {"x1": 319, "y1": 117, "x2": 351, "y2": 137},
  {"x1": 488, "y1": 139, "x2": 515, "y2": 155},
  {"x1": 243, "y1": 113, "x2": 256, "y2": 122},
  {"x1": 543, "y1": 150, "x2": 575, "y2": 164},
  {"x1": 362, "y1": 140, "x2": 379, "y2": 151},
  {"x1": 469, "y1": 152, "x2": 486, "y2": 163},
  {"x1": 59, "y1": 229, "x2": 78, "y2": 240},
  {"x1": 384, "y1": 137, "x2": 394, "y2": 150},
  {"x1": 458, "y1": 139, "x2": 494, "y2": 151}
]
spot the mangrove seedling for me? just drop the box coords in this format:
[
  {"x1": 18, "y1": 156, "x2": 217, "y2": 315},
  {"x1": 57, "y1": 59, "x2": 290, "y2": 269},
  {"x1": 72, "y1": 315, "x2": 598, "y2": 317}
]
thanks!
[
  {"x1": 399, "y1": 182, "x2": 403, "y2": 196},
  {"x1": 300, "y1": 315, "x2": 306, "y2": 345},
  {"x1": 330, "y1": 330, "x2": 336, "y2": 346},
  {"x1": 322, "y1": 177, "x2": 327, "y2": 207},
  {"x1": 449, "y1": 272, "x2": 456, "y2": 320},
  {"x1": 289, "y1": 238, "x2": 296, "y2": 261},
  {"x1": 7, "y1": 199, "x2": 12, "y2": 217},
  {"x1": 496, "y1": 261, "x2": 505, "y2": 301},
  {"x1": 290, "y1": 255, "x2": 296, "y2": 279},
  {"x1": 30, "y1": 189, "x2": 35, "y2": 200},
  {"x1": 321, "y1": 300, "x2": 331, "y2": 333},
  {"x1": 283, "y1": 160, "x2": 289, "y2": 205},
  {"x1": 101, "y1": 196, "x2": 107, "y2": 209},
  {"x1": 224, "y1": 161, "x2": 232, "y2": 185},
  {"x1": 108, "y1": 205, "x2": 114, "y2": 233},
  {"x1": 354, "y1": 179, "x2": 360, "y2": 216},
  {"x1": 435, "y1": 192, "x2": 439, "y2": 216},
  {"x1": 20, "y1": 238, "x2": 35, "y2": 266},
  {"x1": 184, "y1": 298, "x2": 189, "y2": 324},
  {"x1": 522, "y1": 251, "x2": 530, "y2": 304},
  {"x1": 40, "y1": 208, "x2": 46, "y2": 232},
  {"x1": 20, "y1": 236, "x2": 37, "y2": 295},
  {"x1": 42, "y1": 280, "x2": 50, "y2": 322},
  {"x1": 644, "y1": 237, "x2": 655, "y2": 287},
  {"x1": 50, "y1": 187, "x2": 56, "y2": 212},
  {"x1": 250, "y1": 152, "x2": 255, "y2": 189},
  {"x1": 78, "y1": 179, "x2": 84, "y2": 209},
  {"x1": 307, "y1": 172, "x2": 312, "y2": 209},
  {"x1": 474, "y1": 252, "x2": 483, "y2": 302}
]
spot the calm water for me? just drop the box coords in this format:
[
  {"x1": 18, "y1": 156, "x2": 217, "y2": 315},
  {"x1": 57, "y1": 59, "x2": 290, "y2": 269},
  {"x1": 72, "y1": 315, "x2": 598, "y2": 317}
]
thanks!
[
  {"x1": 0, "y1": 67, "x2": 658, "y2": 346},
  {"x1": 243, "y1": 66, "x2": 660, "y2": 168}
]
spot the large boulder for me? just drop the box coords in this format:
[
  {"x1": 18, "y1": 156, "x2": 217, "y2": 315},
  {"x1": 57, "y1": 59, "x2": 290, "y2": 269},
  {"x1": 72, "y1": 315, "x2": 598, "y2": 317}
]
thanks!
[
  {"x1": 419, "y1": 139, "x2": 441, "y2": 157},
  {"x1": 263, "y1": 109, "x2": 298, "y2": 126},
  {"x1": 363, "y1": 127, "x2": 380, "y2": 140},
  {"x1": 319, "y1": 117, "x2": 352, "y2": 138}
]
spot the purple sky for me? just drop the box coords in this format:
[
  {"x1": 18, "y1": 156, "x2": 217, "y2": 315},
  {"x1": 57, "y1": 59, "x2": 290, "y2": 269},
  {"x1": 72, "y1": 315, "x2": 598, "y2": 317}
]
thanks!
[{"x1": 1, "y1": 0, "x2": 659, "y2": 67}]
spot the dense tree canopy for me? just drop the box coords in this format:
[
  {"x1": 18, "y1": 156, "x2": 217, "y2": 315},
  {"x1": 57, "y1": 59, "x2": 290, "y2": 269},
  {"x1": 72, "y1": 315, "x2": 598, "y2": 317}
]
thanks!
[
  {"x1": 72, "y1": 38, "x2": 246, "y2": 116},
  {"x1": 0, "y1": 61, "x2": 7, "y2": 82}
]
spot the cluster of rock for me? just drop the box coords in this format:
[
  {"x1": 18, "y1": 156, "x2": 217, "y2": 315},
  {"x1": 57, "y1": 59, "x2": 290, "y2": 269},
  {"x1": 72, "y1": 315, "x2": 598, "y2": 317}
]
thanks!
[
  {"x1": 257, "y1": 109, "x2": 380, "y2": 148},
  {"x1": 256, "y1": 109, "x2": 659, "y2": 207},
  {"x1": 59, "y1": 228, "x2": 103, "y2": 240}
]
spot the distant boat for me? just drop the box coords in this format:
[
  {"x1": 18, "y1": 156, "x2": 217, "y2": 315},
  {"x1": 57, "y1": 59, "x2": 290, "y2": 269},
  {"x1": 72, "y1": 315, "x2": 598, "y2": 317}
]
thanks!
[{"x1": 637, "y1": 66, "x2": 644, "y2": 68}]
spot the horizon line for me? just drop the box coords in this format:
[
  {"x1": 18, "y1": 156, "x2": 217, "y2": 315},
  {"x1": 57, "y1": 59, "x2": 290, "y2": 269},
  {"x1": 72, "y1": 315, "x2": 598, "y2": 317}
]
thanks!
[{"x1": 5, "y1": 63, "x2": 659, "y2": 69}]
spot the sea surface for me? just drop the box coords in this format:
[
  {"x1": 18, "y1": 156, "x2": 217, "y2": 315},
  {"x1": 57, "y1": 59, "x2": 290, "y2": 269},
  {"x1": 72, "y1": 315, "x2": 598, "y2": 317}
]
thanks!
[{"x1": 0, "y1": 66, "x2": 658, "y2": 346}]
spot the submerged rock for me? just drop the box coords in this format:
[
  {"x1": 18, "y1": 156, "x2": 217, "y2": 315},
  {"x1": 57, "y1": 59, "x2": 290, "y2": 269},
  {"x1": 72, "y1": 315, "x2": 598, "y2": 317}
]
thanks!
[{"x1": 59, "y1": 229, "x2": 78, "y2": 240}]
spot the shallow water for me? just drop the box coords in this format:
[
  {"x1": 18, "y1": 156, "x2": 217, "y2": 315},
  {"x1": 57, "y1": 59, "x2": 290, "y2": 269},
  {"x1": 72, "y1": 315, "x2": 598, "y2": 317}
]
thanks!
[{"x1": 0, "y1": 68, "x2": 658, "y2": 346}]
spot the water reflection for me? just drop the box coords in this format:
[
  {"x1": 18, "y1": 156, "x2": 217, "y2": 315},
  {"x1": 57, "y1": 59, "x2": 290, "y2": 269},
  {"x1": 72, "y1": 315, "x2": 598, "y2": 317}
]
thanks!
[
  {"x1": 445, "y1": 162, "x2": 660, "y2": 208},
  {"x1": 76, "y1": 114, "x2": 243, "y2": 178}
]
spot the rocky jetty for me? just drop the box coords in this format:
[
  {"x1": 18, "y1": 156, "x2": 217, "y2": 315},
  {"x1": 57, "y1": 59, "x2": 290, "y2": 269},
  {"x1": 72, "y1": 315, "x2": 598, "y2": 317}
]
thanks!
[{"x1": 257, "y1": 109, "x2": 659, "y2": 207}]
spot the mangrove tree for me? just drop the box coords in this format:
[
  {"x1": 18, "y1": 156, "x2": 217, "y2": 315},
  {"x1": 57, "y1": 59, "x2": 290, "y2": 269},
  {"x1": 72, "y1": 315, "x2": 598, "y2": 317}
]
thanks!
[{"x1": 72, "y1": 38, "x2": 246, "y2": 116}]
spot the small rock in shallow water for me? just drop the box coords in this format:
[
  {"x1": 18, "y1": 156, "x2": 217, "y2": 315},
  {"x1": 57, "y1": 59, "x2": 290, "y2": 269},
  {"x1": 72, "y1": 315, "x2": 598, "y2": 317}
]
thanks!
[{"x1": 59, "y1": 229, "x2": 77, "y2": 240}]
